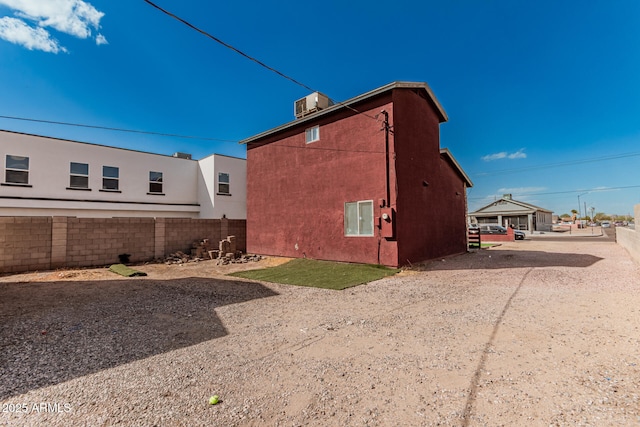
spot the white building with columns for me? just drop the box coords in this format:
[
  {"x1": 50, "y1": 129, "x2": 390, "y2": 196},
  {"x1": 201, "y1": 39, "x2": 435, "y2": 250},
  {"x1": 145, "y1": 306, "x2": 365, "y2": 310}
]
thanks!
[{"x1": 469, "y1": 194, "x2": 553, "y2": 232}]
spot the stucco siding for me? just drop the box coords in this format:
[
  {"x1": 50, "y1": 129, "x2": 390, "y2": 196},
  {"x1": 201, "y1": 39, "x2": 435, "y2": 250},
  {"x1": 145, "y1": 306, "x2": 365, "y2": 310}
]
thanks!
[
  {"x1": 0, "y1": 131, "x2": 199, "y2": 217},
  {"x1": 1, "y1": 130, "x2": 246, "y2": 219},
  {"x1": 246, "y1": 83, "x2": 470, "y2": 267},
  {"x1": 247, "y1": 96, "x2": 399, "y2": 265},
  {"x1": 392, "y1": 89, "x2": 467, "y2": 263},
  {"x1": 197, "y1": 154, "x2": 247, "y2": 219}
]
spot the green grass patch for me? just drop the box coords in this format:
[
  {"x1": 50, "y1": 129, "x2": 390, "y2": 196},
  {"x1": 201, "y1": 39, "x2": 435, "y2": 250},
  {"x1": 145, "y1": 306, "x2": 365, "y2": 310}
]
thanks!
[
  {"x1": 481, "y1": 243, "x2": 499, "y2": 248},
  {"x1": 108, "y1": 264, "x2": 147, "y2": 277},
  {"x1": 229, "y1": 258, "x2": 400, "y2": 290}
]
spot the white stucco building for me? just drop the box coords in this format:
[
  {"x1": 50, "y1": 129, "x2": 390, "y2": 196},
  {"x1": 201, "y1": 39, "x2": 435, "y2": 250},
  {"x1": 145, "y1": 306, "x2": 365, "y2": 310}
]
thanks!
[{"x1": 0, "y1": 130, "x2": 246, "y2": 218}]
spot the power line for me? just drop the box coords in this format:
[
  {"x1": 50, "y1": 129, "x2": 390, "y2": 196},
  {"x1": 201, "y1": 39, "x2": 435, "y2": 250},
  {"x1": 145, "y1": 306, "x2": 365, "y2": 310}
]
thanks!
[
  {"x1": 0, "y1": 115, "x2": 237, "y2": 142},
  {"x1": 268, "y1": 143, "x2": 385, "y2": 155},
  {"x1": 141, "y1": 0, "x2": 382, "y2": 124},
  {"x1": 4, "y1": 2, "x2": 385, "y2": 146},
  {"x1": 468, "y1": 184, "x2": 640, "y2": 201},
  {"x1": 475, "y1": 151, "x2": 640, "y2": 177},
  {"x1": 142, "y1": 0, "x2": 317, "y2": 94},
  {"x1": 0, "y1": 115, "x2": 388, "y2": 155}
]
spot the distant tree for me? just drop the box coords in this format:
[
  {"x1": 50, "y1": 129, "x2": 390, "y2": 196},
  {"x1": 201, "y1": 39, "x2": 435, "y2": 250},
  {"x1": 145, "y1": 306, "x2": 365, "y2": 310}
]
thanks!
[{"x1": 594, "y1": 212, "x2": 612, "y2": 221}]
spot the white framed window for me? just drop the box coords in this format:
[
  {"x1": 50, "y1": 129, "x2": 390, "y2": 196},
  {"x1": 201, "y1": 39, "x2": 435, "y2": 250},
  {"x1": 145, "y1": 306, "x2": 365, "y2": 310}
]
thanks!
[
  {"x1": 69, "y1": 162, "x2": 89, "y2": 189},
  {"x1": 102, "y1": 166, "x2": 119, "y2": 191},
  {"x1": 5, "y1": 155, "x2": 29, "y2": 184},
  {"x1": 218, "y1": 172, "x2": 230, "y2": 195},
  {"x1": 344, "y1": 200, "x2": 374, "y2": 236},
  {"x1": 149, "y1": 171, "x2": 163, "y2": 194},
  {"x1": 305, "y1": 125, "x2": 320, "y2": 143}
]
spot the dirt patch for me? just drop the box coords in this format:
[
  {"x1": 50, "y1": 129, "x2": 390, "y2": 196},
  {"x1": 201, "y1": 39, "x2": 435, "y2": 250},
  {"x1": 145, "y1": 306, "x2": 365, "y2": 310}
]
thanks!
[{"x1": 1, "y1": 241, "x2": 639, "y2": 426}]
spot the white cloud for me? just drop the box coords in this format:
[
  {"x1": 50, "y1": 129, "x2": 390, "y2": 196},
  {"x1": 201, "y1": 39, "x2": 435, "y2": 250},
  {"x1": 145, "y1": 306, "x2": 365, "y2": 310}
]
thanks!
[
  {"x1": 95, "y1": 32, "x2": 107, "y2": 45},
  {"x1": 0, "y1": 0, "x2": 106, "y2": 52},
  {"x1": 507, "y1": 149, "x2": 527, "y2": 159},
  {"x1": 481, "y1": 152, "x2": 507, "y2": 161},
  {"x1": 482, "y1": 148, "x2": 527, "y2": 161},
  {"x1": 0, "y1": 16, "x2": 66, "y2": 52}
]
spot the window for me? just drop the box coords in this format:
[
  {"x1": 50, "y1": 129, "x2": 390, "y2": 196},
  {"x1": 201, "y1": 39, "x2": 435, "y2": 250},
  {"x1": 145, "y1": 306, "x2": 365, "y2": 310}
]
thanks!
[
  {"x1": 305, "y1": 125, "x2": 320, "y2": 143},
  {"x1": 218, "y1": 172, "x2": 230, "y2": 195},
  {"x1": 5, "y1": 155, "x2": 29, "y2": 184},
  {"x1": 69, "y1": 162, "x2": 89, "y2": 189},
  {"x1": 102, "y1": 166, "x2": 119, "y2": 191},
  {"x1": 344, "y1": 200, "x2": 374, "y2": 236},
  {"x1": 149, "y1": 171, "x2": 163, "y2": 194}
]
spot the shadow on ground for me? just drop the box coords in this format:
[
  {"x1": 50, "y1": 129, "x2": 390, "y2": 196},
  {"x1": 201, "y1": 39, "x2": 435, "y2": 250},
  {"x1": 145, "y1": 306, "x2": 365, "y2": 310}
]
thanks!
[
  {"x1": 0, "y1": 277, "x2": 278, "y2": 399},
  {"x1": 418, "y1": 249, "x2": 603, "y2": 270}
]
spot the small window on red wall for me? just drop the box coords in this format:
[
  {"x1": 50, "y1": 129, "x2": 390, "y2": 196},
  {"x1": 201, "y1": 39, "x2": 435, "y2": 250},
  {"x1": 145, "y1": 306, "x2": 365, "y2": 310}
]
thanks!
[
  {"x1": 344, "y1": 200, "x2": 374, "y2": 236},
  {"x1": 305, "y1": 125, "x2": 319, "y2": 143}
]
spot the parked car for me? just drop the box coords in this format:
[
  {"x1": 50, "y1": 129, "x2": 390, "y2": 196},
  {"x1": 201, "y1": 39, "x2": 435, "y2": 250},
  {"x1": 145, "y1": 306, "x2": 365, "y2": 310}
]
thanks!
[
  {"x1": 478, "y1": 224, "x2": 525, "y2": 240},
  {"x1": 479, "y1": 224, "x2": 507, "y2": 235},
  {"x1": 513, "y1": 229, "x2": 526, "y2": 240}
]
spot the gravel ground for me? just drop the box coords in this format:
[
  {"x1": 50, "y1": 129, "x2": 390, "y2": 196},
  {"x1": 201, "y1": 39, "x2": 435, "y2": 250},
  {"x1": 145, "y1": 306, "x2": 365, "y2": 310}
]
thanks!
[{"x1": 1, "y1": 236, "x2": 639, "y2": 426}]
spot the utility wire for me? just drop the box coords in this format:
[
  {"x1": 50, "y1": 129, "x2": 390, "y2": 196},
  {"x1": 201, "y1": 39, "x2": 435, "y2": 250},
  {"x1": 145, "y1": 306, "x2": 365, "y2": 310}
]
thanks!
[
  {"x1": 0, "y1": 115, "x2": 237, "y2": 142},
  {"x1": 142, "y1": 0, "x2": 317, "y2": 94},
  {"x1": 476, "y1": 151, "x2": 640, "y2": 177},
  {"x1": 3, "y1": 2, "x2": 386, "y2": 146},
  {"x1": 0, "y1": 115, "x2": 388, "y2": 155},
  {"x1": 141, "y1": 0, "x2": 382, "y2": 123},
  {"x1": 269, "y1": 143, "x2": 385, "y2": 155},
  {"x1": 468, "y1": 184, "x2": 640, "y2": 201},
  {"x1": 3, "y1": 114, "x2": 639, "y2": 161}
]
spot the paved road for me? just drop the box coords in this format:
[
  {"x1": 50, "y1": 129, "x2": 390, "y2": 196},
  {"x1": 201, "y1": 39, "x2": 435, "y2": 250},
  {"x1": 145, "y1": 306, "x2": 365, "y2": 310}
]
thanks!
[{"x1": 529, "y1": 226, "x2": 617, "y2": 242}]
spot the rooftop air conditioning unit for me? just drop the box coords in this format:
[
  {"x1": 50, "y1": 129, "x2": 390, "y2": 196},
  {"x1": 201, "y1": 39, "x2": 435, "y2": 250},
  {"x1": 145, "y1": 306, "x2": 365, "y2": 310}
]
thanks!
[
  {"x1": 294, "y1": 92, "x2": 333, "y2": 118},
  {"x1": 172, "y1": 152, "x2": 192, "y2": 160}
]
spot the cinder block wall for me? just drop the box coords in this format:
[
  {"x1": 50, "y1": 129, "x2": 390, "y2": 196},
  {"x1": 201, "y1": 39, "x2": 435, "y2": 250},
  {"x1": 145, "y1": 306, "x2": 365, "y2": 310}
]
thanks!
[
  {"x1": 616, "y1": 204, "x2": 640, "y2": 265},
  {"x1": 163, "y1": 218, "x2": 223, "y2": 255},
  {"x1": 161, "y1": 218, "x2": 246, "y2": 255},
  {"x1": 0, "y1": 217, "x2": 247, "y2": 274},
  {"x1": 66, "y1": 218, "x2": 156, "y2": 268},
  {"x1": 0, "y1": 217, "x2": 52, "y2": 273},
  {"x1": 227, "y1": 219, "x2": 247, "y2": 252}
]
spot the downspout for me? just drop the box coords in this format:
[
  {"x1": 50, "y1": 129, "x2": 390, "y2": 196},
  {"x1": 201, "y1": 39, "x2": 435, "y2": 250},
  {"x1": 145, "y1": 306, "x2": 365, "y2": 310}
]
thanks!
[
  {"x1": 381, "y1": 110, "x2": 391, "y2": 204},
  {"x1": 378, "y1": 110, "x2": 391, "y2": 265}
]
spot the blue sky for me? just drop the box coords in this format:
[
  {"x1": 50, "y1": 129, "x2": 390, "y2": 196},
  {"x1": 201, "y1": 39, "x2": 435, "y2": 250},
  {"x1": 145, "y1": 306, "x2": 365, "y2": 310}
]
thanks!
[{"x1": 1, "y1": 1, "x2": 639, "y2": 217}]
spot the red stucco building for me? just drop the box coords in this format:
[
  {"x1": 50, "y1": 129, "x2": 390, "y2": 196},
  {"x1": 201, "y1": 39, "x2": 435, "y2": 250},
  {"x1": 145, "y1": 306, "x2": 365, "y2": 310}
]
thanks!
[{"x1": 241, "y1": 82, "x2": 472, "y2": 267}]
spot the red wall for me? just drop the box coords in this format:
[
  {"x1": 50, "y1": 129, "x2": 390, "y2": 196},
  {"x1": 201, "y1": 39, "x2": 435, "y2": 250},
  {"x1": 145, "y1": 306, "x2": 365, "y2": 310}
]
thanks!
[
  {"x1": 247, "y1": 88, "x2": 468, "y2": 267},
  {"x1": 481, "y1": 227, "x2": 516, "y2": 242},
  {"x1": 392, "y1": 90, "x2": 469, "y2": 264},
  {"x1": 247, "y1": 95, "x2": 399, "y2": 265}
]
